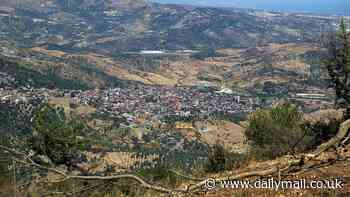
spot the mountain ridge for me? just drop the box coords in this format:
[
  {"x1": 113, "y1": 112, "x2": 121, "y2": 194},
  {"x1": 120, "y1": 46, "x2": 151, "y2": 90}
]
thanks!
[
  {"x1": 0, "y1": 0, "x2": 340, "y2": 54},
  {"x1": 0, "y1": 0, "x2": 341, "y2": 91}
]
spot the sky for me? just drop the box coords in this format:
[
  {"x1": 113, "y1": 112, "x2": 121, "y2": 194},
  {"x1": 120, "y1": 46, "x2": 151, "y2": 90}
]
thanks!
[{"x1": 151, "y1": 0, "x2": 350, "y2": 15}]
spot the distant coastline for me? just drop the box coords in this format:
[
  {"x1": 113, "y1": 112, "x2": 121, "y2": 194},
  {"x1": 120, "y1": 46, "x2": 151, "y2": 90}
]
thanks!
[{"x1": 151, "y1": 0, "x2": 350, "y2": 16}]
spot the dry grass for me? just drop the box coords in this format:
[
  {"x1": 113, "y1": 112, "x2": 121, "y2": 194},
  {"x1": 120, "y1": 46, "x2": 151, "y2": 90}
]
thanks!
[
  {"x1": 31, "y1": 47, "x2": 66, "y2": 58},
  {"x1": 104, "y1": 152, "x2": 160, "y2": 172},
  {"x1": 200, "y1": 120, "x2": 247, "y2": 153},
  {"x1": 49, "y1": 97, "x2": 96, "y2": 116},
  {"x1": 174, "y1": 120, "x2": 248, "y2": 153},
  {"x1": 27, "y1": 43, "x2": 319, "y2": 89},
  {"x1": 48, "y1": 97, "x2": 70, "y2": 113}
]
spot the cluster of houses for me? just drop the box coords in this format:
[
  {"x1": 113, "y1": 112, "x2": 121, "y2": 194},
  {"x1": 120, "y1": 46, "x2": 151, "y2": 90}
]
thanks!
[
  {"x1": 0, "y1": 87, "x2": 45, "y2": 106},
  {"x1": 0, "y1": 87, "x2": 46, "y2": 133},
  {"x1": 71, "y1": 84, "x2": 253, "y2": 121},
  {"x1": 0, "y1": 72, "x2": 16, "y2": 88}
]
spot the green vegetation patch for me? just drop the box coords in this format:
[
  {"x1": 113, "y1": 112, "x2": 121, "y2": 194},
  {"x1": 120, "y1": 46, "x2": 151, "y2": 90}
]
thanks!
[{"x1": 246, "y1": 104, "x2": 312, "y2": 159}]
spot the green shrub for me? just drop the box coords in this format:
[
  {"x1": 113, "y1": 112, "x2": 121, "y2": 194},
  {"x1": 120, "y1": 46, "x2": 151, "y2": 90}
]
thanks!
[
  {"x1": 205, "y1": 143, "x2": 247, "y2": 173},
  {"x1": 31, "y1": 104, "x2": 89, "y2": 165},
  {"x1": 302, "y1": 118, "x2": 342, "y2": 149},
  {"x1": 191, "y1": 48, "x2": 222, "y2": 60},
  {"x1": 225, "y1": 152, "x2": 248, "y2": 171},
  {"x1": 206, "y1": 143, "x2": 226, "y2": 172},
  {"x1": 0, "y1": 136, "x2": 12, "y2": 186},
  {"x1": 245, "y1": 104, "x2": 313, "y2": 159}
]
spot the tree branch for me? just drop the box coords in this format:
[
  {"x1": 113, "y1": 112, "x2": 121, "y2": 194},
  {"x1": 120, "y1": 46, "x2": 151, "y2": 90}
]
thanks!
[{"x1": 306, "y1": 119, "x2": 350, "y2": 158}]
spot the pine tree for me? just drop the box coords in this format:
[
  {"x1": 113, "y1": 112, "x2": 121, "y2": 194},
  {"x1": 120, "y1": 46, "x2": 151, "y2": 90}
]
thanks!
[{"x1": 324, "y1": 18, "x2": 350, "y2": 118}]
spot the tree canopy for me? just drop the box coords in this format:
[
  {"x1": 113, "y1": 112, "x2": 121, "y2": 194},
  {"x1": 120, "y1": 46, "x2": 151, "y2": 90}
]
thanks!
[
  {"x1": 324, "y1": 18, "x2": 350, "y2": 118},
  {"x1": 31, "y1": 104, "x2": 88, "y2": 165}
]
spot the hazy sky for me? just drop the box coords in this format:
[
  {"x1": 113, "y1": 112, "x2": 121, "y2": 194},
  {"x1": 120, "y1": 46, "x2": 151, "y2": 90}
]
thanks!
[{"x1": 151, "y1": 0, "x2": 350, "y2": 15}]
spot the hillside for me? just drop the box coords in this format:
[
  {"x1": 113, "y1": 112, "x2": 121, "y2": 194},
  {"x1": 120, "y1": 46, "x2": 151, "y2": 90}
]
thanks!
[
  {"x1": 0, "y1": 0, "x2": 342, "y2": 93},
  {"x1": 0, "y1": 0, "x2": 340, "y2": 53},
  {"x1": 0, "y1": 41, "x2": 329, "y2": 99}
]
